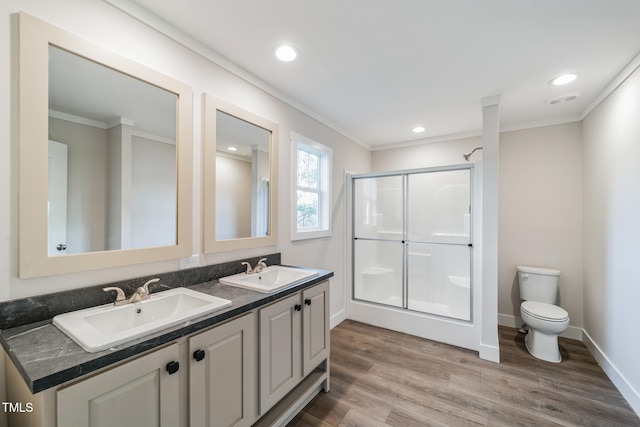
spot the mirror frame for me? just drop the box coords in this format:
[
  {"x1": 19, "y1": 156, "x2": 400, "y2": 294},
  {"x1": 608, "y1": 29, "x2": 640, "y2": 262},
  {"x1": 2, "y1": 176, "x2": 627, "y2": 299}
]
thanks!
[
  {"x1": 18, "y1": 13, "x2": 193, "y2": 278},
  {"x1": 202, "y1": 93, "x2": 278, "y2": 253}
]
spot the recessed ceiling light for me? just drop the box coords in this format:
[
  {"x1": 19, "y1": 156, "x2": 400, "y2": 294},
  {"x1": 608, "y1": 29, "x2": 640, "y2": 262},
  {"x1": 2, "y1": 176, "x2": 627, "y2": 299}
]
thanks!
[
  {"x1": 412, "y1": 126, "x2": 426, "y2": 133},
  {"x1": 550, "y1": 73, "x2": 578, "y2": 86},
  {"x1": 227, "y1": 146, "x2": 238, "y2": 152},
  {"x1": 275, "y1": 45, "x2": 298, "y2": 62}
]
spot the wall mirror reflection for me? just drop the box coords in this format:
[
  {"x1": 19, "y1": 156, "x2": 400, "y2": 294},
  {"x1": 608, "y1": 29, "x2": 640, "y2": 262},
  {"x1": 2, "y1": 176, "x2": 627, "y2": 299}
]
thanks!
[
  {"x1": 215, "y1": 110, "x2": 270, "y2": 240},
  {"x1": 19, "y1": 12, "x2": 193, "y2": 278},
  {"x1": 48, "y1": 46, "x2": 178, "y2": 256},
  {"x1": 203, "y1": 94, "x2": 278, "y2": 253}
]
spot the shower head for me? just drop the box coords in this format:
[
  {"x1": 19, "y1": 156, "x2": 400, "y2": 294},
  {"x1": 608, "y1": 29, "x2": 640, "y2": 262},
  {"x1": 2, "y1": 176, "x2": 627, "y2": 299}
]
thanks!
[{"x1": 463, "y1": 147, "x2": 483, "y2": 162}]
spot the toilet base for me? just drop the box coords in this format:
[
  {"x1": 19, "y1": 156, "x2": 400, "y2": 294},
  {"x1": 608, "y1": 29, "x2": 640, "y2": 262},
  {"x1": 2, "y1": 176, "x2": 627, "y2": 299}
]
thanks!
[{"x1": 524, "y1": 328, "x2": 561, "y2": 363}]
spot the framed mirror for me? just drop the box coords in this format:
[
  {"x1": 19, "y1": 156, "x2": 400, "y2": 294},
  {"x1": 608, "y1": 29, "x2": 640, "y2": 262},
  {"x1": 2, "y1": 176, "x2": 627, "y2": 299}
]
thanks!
[
  {"x1": 202, "y1": 94, "x2": 278, "y2": 253},
  {"x1": 18, "y1": 13, "x2": 193, "y2": 278}
]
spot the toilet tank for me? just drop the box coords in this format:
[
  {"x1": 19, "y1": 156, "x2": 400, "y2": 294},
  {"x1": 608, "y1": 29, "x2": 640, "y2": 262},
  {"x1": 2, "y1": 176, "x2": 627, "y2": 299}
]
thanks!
[{"x1": 517, "y1": 265, "x2": 560, "y2": 304}]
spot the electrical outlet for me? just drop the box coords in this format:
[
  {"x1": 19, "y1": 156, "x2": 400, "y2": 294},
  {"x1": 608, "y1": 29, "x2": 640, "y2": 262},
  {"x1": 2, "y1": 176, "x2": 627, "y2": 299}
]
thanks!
[{"x1": 180, "y1": 254, "x2": 199, "y2": 270}]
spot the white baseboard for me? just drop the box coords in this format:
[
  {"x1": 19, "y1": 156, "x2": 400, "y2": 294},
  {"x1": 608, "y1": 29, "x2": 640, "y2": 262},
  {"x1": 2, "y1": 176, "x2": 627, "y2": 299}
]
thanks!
[
  {"x1": 582, "y1": 330, "x2": 640, "y2": 416},
  {"x1": 498, "y1": 313, "x2": 583, "y2": 341},
  {"x1": 498, "y1": 313, "x2": 519, "y2": 328},
  {"x1": 330, "y1": 309, "x2": 346, "y2": 330},
  {"x1": 479, "y1": 344, "x2": 500, "y2": 363}
]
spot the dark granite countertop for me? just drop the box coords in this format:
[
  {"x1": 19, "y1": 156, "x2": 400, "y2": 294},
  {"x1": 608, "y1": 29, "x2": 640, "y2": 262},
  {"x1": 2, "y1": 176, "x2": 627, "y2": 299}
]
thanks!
[{"x1": 1, "y1": 269, "x2": 332, "y2": 394}]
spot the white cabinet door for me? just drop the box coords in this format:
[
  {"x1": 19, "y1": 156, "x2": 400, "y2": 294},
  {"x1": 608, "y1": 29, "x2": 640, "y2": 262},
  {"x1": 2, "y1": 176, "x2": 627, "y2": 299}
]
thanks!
[
  {"x1": 259, "y1": 292, "x2": 302, "y2": 413},
  {"x1": 57, "y1": 343, "x2": 180, "y2": 427},
  {"x1": 302, "y1": 281, "x2": 329, "y2": 377},
  {"x1": 189, "y1": 313, "x2": 257, "y2": 427}
]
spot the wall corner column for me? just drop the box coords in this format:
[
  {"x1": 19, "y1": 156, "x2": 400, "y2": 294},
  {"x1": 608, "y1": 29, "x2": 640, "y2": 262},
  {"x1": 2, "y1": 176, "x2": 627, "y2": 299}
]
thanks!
[{"x1": 480, "y1": 95, "x2": 501, "y2": 363}]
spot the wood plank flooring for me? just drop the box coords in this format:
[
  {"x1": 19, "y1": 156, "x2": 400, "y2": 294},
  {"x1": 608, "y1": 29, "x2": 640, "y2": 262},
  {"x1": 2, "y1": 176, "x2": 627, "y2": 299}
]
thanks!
[{"x1": 288, "y1": 320, "x2": 640, "y2": 426}]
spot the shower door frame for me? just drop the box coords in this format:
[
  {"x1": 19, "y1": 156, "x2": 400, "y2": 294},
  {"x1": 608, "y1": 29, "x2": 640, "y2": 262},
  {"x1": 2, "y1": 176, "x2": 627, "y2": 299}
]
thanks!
[{"x1": 347, "y1": 163, "x2": 483, "y2": 353}]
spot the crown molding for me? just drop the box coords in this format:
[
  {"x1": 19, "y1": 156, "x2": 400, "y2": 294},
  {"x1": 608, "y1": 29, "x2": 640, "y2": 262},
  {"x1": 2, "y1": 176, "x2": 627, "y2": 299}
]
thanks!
[{"x1": 102, "y1": 0, "x2": 367, "y2": 150}]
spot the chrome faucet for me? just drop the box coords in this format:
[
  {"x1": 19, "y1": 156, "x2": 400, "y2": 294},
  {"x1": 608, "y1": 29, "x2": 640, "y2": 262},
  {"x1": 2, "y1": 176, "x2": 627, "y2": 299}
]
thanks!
[
  {"x1": 103, "y1": 278, "x2": 160, "y2": 306},
  {"x1": 241, "y1": 258, "x2": 268, "y2": 274}
]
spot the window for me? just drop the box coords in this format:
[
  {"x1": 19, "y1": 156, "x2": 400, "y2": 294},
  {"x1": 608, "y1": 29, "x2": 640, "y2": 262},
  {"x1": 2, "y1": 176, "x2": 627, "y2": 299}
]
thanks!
[{"x1": 291, "y1": 132, "x2": 332, "y2": 240}]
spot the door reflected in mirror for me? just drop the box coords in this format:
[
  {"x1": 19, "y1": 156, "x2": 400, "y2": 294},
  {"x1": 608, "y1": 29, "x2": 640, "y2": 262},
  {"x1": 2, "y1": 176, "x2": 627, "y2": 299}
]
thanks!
[
  {"x1": 215, "y1": 111, "x2": 270, "y2": 240},
  {"x1": 48, "y1": 45, "x2": 178, "y2": 256}
]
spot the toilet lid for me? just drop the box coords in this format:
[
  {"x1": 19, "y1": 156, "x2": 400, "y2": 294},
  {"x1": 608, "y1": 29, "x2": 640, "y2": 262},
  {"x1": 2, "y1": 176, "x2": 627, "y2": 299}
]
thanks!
[
  {"x1": 521, "y1": 301, "x2": 569, "y2": 322},
  {"x1": 517, "y1": 265, "x2": 561, "y2": 276}
]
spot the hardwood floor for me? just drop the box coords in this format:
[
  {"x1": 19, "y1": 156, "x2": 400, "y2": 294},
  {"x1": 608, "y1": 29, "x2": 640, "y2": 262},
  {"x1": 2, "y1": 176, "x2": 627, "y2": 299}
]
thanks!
[{"x1": 288, "y1": 320, "x2": 640, "y2": 426}]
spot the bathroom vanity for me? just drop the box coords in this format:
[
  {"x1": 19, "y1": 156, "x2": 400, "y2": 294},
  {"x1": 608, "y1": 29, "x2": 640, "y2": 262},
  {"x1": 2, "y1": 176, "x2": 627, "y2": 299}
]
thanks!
[
  {"x1": 2, "y1": 267, "x2": 332, "y2": 427},
  {"x1": 6, "y1": 14, "x2": 331, "y2": 426}
]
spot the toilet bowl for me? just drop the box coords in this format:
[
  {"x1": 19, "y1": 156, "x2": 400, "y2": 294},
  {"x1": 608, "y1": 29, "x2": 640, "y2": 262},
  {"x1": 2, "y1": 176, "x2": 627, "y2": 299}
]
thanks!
[{"x1": 520, "y1": 300, "x2": 569, "y2": 363}]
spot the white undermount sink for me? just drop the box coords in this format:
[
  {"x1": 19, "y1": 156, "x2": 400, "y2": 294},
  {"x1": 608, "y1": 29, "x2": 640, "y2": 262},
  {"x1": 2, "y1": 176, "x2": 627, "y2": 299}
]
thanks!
[
  {"x1": 219, "y1": 265, "x2": 319, "y2": 293},
  {"x1": 53, "y1": 287, "x2": 232, "y2": 353}
]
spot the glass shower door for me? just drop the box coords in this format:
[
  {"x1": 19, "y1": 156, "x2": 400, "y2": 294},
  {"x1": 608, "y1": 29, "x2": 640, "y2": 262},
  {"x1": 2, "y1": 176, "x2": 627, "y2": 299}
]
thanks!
[
  {"x1": 406, "y1": 169, "x2": 472, "y2": 320},
  {"x1": 352, "y1": 174, "x2": 404, "y2": 307},
  {"x1": 352, "y1": 166, "x2": 472, "y2": 322}
]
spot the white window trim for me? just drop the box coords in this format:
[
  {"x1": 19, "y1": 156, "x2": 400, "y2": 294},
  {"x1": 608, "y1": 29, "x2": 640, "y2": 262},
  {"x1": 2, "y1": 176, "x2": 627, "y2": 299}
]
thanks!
[{"x1": 291, "y1": 132, "x2": 332, "y2": 241}]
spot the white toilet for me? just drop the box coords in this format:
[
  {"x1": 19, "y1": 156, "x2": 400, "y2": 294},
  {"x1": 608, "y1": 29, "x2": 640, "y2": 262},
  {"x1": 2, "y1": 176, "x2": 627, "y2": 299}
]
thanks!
[{"x1": 517, "y1": 265, "x2": 570, "y2": 363}]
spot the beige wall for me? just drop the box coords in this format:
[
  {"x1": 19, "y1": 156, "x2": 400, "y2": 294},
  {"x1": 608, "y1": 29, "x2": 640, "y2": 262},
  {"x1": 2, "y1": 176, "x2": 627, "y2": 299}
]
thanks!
[
  {"x1": 499, "y1": 123, "x2": 583, "y2": 331},
  {"x1": 131, "y1": 137, "x2": 177, "y2": 248},
  {"x1": 372, "y1": 123, "x2": 584, "y2": 334},
  {"x1": 372, "y1": 136, "x2": 482, "y2": 171},
  {"x1": 583, "y1": 63, "x2": 640, "y2": 412},
  {"x1": 215, "y1": 155, "x2": 252, "y2": 240}
]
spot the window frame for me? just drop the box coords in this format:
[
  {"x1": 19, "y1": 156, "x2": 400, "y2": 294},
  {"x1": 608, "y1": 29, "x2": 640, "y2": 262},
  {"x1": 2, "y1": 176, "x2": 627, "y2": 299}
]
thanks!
[{"x1": 291, "y1": 132, "x2": 332, "y2": 241}]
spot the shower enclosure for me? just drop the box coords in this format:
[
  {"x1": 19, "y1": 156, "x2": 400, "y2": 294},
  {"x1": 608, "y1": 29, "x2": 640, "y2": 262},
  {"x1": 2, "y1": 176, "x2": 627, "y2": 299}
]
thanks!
[{"x1": 350, "y1": 164, "x2": 478, "y2": 349}]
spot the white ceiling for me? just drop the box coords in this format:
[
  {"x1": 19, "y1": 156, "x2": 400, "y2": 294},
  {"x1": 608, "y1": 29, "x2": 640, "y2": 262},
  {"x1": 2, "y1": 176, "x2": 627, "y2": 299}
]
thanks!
[{"x1": 111, "y1": 0, "x2": 640, "y2": 149}]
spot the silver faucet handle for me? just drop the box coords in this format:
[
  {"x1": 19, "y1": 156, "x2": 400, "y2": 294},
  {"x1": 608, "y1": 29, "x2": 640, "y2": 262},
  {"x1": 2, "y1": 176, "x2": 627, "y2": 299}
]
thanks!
[
  {"x1": 254, "y1": 258, "x2": 268, "y2": 273},
  {"x1": 241, "y1": 261, "x2": 252, "y2": 274},
  {"x1": 128, "y1": 287, "x2": 148, "y2": 304},
  {"x1": 141, "y1": 278, "x2": 160, "y2": 295},
  {"x1": 103, "y1": 287, "x2": 127, "y2": 305}
]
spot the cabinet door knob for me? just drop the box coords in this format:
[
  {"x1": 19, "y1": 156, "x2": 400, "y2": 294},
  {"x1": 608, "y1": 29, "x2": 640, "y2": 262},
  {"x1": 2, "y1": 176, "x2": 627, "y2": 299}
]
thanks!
[
  {"x1": 166, "y1": 361, "x2": 180, "y2": 375},
  {"x1": 304, "y1": 298, "x2": 312, "y2": 306},
  {"x1": 294, "y1": 304, "x2": 302, "y2": 311},
  {"x1": 193, "y1": 349, "x2": 206, "y2": 362}
]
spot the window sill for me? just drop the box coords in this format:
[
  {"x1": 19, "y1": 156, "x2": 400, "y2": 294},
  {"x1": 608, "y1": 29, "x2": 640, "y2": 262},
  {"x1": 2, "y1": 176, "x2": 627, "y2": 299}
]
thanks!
[{"x1": 291, "y1": 229, "x2": 331, "y2": 241}]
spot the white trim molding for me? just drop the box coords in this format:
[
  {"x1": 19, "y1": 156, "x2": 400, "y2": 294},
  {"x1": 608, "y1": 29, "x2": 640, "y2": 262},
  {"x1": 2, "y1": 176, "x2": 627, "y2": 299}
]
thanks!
[
  {"x1": 330, "y1": 310, "x2": 347, "y2": 330},
  {"x1": 583, "y1": 330, "x2": 640, "y2": 416}
]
